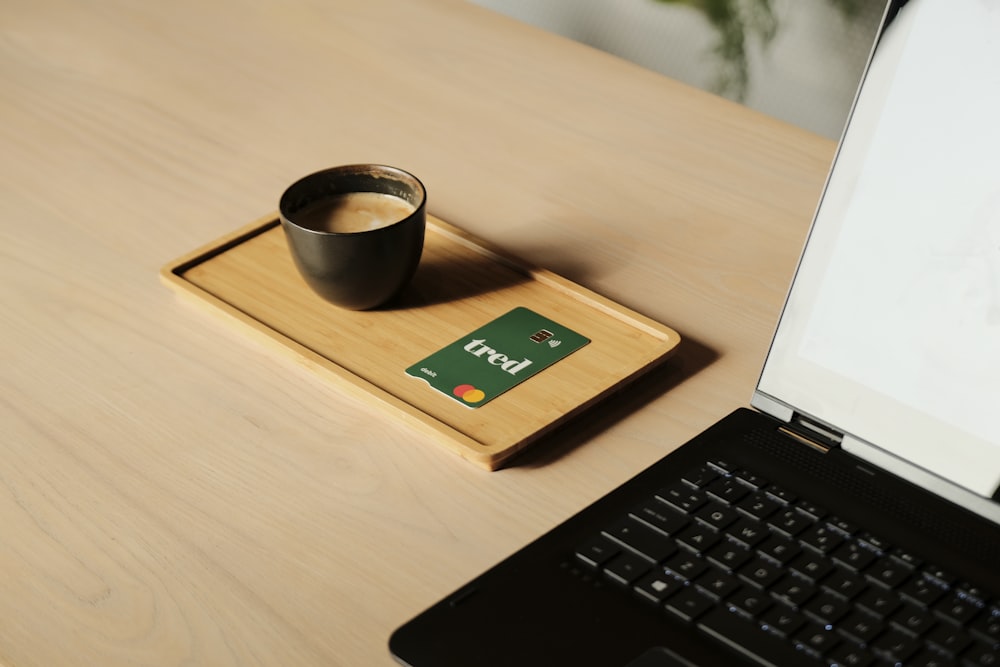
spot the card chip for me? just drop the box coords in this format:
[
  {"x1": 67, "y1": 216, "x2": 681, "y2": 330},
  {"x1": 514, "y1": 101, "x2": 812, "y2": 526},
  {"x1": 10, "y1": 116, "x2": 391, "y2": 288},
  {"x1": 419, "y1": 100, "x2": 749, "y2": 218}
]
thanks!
[{"x1": 530, "y1": 329, "x2": 554, "y2": 343}]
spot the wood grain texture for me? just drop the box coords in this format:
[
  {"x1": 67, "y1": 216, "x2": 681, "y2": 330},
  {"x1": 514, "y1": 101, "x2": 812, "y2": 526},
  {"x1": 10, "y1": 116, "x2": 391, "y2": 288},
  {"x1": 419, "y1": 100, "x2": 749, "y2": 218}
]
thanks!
[{"x1": 0, "y1": 0, "x2": 835, "y2": 664}]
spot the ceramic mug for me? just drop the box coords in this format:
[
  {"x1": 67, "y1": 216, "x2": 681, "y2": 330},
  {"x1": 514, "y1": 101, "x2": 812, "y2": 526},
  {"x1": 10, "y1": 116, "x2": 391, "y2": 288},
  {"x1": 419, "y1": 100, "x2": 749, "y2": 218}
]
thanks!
[{"x1": 279, "y1": 164, "x2": 426, "y2": 310}]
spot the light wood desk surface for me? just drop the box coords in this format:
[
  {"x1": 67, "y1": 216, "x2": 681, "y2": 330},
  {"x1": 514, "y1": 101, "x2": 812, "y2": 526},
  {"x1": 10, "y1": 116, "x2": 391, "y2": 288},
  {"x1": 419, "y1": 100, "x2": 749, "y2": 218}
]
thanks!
[{"x1": 0, "y1": 1, "x2": 835, "y2": 664}]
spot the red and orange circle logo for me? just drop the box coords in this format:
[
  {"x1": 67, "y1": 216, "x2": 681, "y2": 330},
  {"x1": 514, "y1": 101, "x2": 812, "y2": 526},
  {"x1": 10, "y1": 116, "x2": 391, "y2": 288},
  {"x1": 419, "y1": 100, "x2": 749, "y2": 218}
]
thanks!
[{"x1": 453, "y1": 384, "x2": 486, "y2": 404}]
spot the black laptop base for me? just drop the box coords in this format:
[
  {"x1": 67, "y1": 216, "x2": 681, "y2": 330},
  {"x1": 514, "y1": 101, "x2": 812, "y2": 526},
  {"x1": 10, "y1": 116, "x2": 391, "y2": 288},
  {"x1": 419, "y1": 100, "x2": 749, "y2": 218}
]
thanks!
[{"x1": 389, "y1": 408, "x2": 1000, "y2": 666}]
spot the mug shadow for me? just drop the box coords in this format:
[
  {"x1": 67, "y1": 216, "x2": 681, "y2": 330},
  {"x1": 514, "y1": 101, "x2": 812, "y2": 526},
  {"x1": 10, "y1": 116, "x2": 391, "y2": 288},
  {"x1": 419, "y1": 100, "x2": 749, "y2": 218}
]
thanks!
[
  {"x1": 382, "y1": 247, "x2": 533, "y2": 310},
  {"x1": 508, "y1": 333, "x2": 719, "y2": 469}
]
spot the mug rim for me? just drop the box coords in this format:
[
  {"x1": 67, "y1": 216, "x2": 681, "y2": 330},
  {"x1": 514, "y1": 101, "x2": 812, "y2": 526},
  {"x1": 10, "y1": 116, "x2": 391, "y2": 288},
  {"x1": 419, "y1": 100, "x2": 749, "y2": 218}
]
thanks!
[{"x1": 279, "y1": 163, "x2": 427, "y2": 237}]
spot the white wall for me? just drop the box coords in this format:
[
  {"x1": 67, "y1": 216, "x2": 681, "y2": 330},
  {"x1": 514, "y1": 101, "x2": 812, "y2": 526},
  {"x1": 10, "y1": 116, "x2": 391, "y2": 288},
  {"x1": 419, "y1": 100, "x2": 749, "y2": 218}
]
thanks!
[{"x1": 468, "y1": 0, "x2": 886, "y2": 139}]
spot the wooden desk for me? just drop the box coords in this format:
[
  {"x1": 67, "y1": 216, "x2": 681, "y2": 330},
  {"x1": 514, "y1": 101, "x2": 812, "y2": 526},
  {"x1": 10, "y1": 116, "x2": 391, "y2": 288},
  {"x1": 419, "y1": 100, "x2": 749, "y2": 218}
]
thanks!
[{"x1": 0, "y1": 1, "x2": 834, "y2": 664}]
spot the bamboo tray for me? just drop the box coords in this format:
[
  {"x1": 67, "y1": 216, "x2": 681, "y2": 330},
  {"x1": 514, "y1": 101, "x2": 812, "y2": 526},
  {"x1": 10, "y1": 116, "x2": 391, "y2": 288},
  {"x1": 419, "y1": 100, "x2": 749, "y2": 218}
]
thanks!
[{"x1": 160, "y1": 213, "x2": 681, "y2": 470}]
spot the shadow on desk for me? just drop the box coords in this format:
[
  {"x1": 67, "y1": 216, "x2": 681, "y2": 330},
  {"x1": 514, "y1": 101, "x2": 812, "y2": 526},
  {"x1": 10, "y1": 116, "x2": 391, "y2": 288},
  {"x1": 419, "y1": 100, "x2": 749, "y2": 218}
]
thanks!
[{"x1": 512, "y1": 333, "x2": 718, "y2": 468}]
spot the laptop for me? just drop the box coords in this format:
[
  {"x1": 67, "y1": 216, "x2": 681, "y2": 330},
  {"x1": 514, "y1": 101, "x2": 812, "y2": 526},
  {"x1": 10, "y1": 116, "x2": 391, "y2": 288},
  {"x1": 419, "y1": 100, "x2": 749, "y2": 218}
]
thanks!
[{"x1": 390, "y1": 1, "x2": 1000, "y2": 664}]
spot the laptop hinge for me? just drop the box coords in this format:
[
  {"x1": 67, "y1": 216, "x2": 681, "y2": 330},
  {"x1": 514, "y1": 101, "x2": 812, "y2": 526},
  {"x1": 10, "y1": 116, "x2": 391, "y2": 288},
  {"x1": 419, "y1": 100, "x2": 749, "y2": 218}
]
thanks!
[
  {"x1": 779, "y1": 414, "x2": 843, "y2": 454},
  {"x1": 752, "y1": 392, "x2": 843, "y2": 453},
  {"x1": 751, "y1": 391, "x2": 794, "y2": 422}
]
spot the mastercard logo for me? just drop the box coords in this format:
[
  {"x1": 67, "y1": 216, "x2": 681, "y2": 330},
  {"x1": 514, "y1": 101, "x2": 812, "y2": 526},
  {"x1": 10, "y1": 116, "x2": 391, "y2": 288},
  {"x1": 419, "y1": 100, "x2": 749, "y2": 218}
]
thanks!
[{"x1": 453, "y1": 384, "x2": 486, "y2": 404}]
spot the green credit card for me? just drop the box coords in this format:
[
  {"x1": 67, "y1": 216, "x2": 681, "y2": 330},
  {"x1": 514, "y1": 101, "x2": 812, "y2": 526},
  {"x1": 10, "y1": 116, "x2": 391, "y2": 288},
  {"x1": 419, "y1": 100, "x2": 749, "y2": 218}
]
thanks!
[{"x1": 406, "y1": 307, "x2": 590, "y2": 408}]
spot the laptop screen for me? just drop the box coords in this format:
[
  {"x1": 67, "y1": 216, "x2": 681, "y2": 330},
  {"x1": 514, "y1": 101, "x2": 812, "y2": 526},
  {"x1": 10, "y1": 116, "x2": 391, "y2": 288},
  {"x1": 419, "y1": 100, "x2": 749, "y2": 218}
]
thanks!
[{"x1": 756, "y1": 0, "x2": 1000, "y2": 500}]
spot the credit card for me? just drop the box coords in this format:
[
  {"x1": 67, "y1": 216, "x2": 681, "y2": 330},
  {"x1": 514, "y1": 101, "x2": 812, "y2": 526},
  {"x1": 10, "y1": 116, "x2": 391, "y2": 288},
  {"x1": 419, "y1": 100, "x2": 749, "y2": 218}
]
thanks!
[{"x1": 406, "y1": 307, "x2": 590, "y2": 408}]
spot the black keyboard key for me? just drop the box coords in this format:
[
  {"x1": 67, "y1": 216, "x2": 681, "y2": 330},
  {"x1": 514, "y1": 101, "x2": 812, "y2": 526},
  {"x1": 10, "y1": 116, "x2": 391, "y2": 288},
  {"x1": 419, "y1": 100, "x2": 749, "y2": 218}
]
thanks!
[
  {"x1": 955, "y1": 583, "x2": 991, "y2": 605},
  {"x1": 734, "y1": 469, "x2": 767, "y2": 489},
  {"x1": 706, "y1": 541, "x2": 752, "y2": 572},
  {"x1": 695, "y1": 568, "x2": 741, "y2": 601},
  {"x1": 727, "y1": 517, "x2": 768, "y2": 549},
  {"x1": 970, "y1": 607, "x2": 1000, "y2": 644},
  {"x1": 891, "y1": 547, "x2": 923, "y2": 570},
  {"x1": 857, "y1": 531, "x2": 891, "y2": 553},
  {"x1": 633, "y1": 570, "x2": 684, "y2": 605},
  {"x1": 790, "y1": 551, "x2": 834, "y2": 584},
  {"x1": 675, "y1": 523, "x2": 720, "y2": 554},
  {"x1": 865, "y1": 560, "x2": 910, "y2": 589},
  {"x1": 794, "y1": 622, "x2": 841, "y2": 658},
  {"x1": 822, "y1": 568, "x2": 867, "y2": 600},
  {"x1": 760, "y1": 603, "x2": 807, "y2": 638},
  {"x1": 803, "y1": 591, "x2": 850, "y2": 625},
  {"x1": 767, "y1": 508, "x2": 813, "y2": 537},
  {"x1": 856, "y1": 587, "x2": 901, "y2": 619},
  {"x1": 604, "y1": 552, "x2": 650, "y2": 586},
  {"x1": 757, "y1": 534, "x2": 801, "y2": 566},
  {"x1": 707, "y1": 459, "x2": 736, "y2": 474},
  {"x1": 706, "y1": 477, "x2": 750, "y2": 504},
  {"x1": 664, "y1": 551, "x2": 708, "y2": 583},
  {"x1": 657, "y1": 482, "x2": 707, "y2": 514},
  {"x1": 694, "y1": 503, "x2": 739, "y2": 531},
  {"x1": 837, "y1": 610, "x2": 885, "y2": 645},
  {"x1": 665, "y1": 587, "x2": 714, "y2": 623},
  {"x1": 827, "y1": 517, "x2": 858, "y2": 537},
  {"x1": 926, "y1": 621, "x2": 973, "y2": 656},
  {"x1": 603, "y1": 517, "x2": 676, "y2": 563},
  {"x1": 829, "y1": 642, "x2": 876, "y2": 667},
  {"x1": 738, "y1": 491, "x2": 782, "y2": 521},
  {"x1": 766, "y1": 485, "x2": 798, "y2": 505},
  {"x1": 899, "y1": 573, "x2": 948, "y2": 607},
  {"x1": 923, "y1": 566, "x2": 957, "y2": 588},
  {"x1": 771, "y1": 577, "x2": 816, "y2": 608},
  {"x1": 698, "y1": 606, "x2": 817, "y2": 667},
  {"x1": 575, "y1": 535, "x2": 620, "y2": 569},
  {"x1": 962, "y1": 640, "x2": 1000, "y2": 666},
  {"x1": 630, "y1": 498, "x2": 689, "y2": 536},
  {"x1": 870, "y1": 628, "x2": 921, "y2": 663},
  {"x1": 908, "y1": 648, "x2": 954, "y2": 667},
  {"x1": 832, "y1": 541, "x2": 878, "y2": 572},
  {"x1": 890, "y1": 602, "x2": 937, "y2": 637},
  {"x1": 728, "y1": 588, "x2": 773, "y2": 619},
  {"x1": 800, "y1": 523, "x2": 845, "y2": 554},
  {"x1": 681, "y1": 464, "x2": 719, "y2": 488},
  {"x1": 739, "y1": 556, "x2": 784, "y2": 590},
  {"x1": 796, "y1": 499, "x2": 827, "y2": 520},
  {"x1": 933, "y1": 591, "x2": 982, "y2": 626}
]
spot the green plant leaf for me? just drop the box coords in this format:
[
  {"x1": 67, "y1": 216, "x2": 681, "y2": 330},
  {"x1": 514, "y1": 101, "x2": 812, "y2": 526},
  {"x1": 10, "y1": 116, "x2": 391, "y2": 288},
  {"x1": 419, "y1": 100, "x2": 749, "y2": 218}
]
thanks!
[{"x1": 650, "y1": 0, "x2": 863, "y2": 101}]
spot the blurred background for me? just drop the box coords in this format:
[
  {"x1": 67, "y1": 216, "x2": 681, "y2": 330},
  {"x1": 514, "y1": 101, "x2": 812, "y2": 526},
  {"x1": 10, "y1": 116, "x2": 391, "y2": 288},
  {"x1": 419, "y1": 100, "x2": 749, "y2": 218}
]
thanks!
[{"x1": 467, "y1": 0, "x2": 888, "y2": 139}]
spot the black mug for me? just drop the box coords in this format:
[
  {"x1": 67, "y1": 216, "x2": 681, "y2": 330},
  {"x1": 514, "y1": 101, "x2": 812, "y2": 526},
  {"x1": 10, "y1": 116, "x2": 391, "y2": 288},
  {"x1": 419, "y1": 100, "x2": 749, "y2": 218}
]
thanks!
[{"x1": 279, "y1": 164, "x2": 426, "y2": 310}]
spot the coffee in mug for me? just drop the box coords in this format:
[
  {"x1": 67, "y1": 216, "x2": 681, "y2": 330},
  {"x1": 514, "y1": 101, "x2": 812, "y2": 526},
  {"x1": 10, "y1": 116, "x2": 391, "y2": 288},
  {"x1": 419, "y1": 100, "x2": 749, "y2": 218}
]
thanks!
[{"x1": 294, "y1": 192, "x2": 417, "y2": 234}]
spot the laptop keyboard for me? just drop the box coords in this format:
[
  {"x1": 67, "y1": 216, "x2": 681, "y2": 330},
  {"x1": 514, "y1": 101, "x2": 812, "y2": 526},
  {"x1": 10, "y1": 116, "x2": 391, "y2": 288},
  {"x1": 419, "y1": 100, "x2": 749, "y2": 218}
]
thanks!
[{"x1": 574, "y1": 459, "x2": 1000, "y2": 666}]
